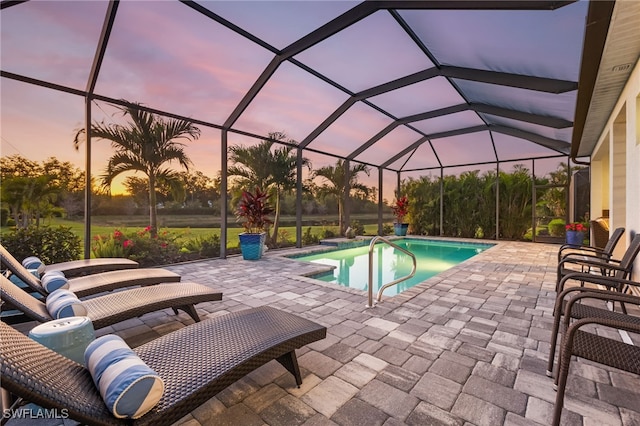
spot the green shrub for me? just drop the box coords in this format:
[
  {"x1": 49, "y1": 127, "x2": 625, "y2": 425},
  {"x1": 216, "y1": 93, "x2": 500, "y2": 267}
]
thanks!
[
  {"x1": 302, "y1": 227, "x2": 319, "y2": 246},
  {"x1": 6, "y1": 218, "x2": 15, "y2": 227},
  {"x1": 181, "y1": 234, "x2": 221, "y2": 258},
  {"x1": 350, "y1": 220, "x2": 365, "y2": 236},
  {"x1": 548, "y1": 219, "x2": 566, "y2": 237},
  {"x1": 0, "y1": 208, "x2": 9, "y2": 227},
  {"x1": 321, "y1": 228, "x2": 336, "y2": 239},
  {"x1": 2, "y1": 226, "x2": 81, "y2": 263},
  {"x1": 382, "y1": 223, "x2": 394, "y2": 235}
]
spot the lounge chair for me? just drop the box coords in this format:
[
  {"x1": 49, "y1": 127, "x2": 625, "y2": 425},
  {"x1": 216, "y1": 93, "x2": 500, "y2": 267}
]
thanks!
[
  {"x1": 555, "y1": 233, "x2": 640, "y2": 293},
  {"x1": 0, "y1": 244, "x2": 139, "y2": 278},
  {"x1": 1, "y1": 244, "x2": 180, "y2": 298},
  {"x1": 551, "y1": 290, "x2": 640, "y2": 426},
  {"x1": 0, "y1": 306, "x2": 327, "y2": 426},
  {"x1": 556, "y1": 226, "x2": 624, "y2": 263},
  {"x1": 0, "y1": 274, "x2": 221, "y2": 329},
  {"x1": 546, "y1": 274, "x2": 640, "y2": 377}
]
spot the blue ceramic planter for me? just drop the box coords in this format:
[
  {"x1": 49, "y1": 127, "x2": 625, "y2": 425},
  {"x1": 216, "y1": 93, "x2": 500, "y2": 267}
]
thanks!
[
  {"x1": 239, "y1": 233, "x2": 266, "y2": 260},
  {"x1": 394, "y1": 223, "x2": 409, "y2": 236},
  {"x1": 565, "y1": 230, "x2": 584, "y2": 247}
]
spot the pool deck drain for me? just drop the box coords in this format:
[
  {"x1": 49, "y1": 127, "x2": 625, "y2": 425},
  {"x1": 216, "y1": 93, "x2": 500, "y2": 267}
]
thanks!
[{"x1": 12, "y1": 239, "x2": 640, "y2": 425}]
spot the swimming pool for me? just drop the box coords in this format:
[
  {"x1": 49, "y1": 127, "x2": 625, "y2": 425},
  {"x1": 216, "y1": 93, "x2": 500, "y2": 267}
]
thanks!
[{"x1": 292, "y1": 238, "x2": 493, "y2": 296}]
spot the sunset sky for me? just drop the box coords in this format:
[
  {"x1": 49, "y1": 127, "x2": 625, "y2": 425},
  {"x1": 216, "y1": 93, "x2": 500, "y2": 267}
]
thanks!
[{"x1": 0, "y1": 1, "x2": 587, "y2": 199}]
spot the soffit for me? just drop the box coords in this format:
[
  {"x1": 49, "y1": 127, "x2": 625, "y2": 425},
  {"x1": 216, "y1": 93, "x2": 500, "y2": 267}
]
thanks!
[{"x1": 575, "y1": 1, "x2": 640, "y2": 157}]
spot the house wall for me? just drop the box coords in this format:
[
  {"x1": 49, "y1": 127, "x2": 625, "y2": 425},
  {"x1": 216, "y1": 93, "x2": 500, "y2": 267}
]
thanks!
[{"x1": 590, "y1": 58, "x2": 640, "y2": 280}]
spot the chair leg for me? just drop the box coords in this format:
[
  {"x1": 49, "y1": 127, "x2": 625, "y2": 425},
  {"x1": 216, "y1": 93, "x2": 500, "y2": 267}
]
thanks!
[
  {"x1": 173, "y1": 305, "x2": 201, "y2": 322},
  {"x1": 552, "y1": 333, "x2": 574, "y2": 426},
  {"x1": 546, "y1": 302, "x2": 564, "y2": 377},
  {"x1": 276, "y1": 351, "x2": 302, "y2": 387}
]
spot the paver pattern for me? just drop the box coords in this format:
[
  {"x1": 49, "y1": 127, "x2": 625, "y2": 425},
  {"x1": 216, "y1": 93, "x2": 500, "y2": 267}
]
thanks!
[{"x1": 21, "y1": 239, "x2": 640, "y2": 425}]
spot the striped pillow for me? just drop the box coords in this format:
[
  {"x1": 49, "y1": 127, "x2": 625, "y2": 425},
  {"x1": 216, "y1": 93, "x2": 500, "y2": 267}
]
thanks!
[
  {"x1": 45, "y1": 289, "x2": 87, "y2": 319},
  {"x1": 22, "y1": 256, "x2": 46, "y2": 275},
  {"x1": 85, "y1": 335, "x2": 164, "y2": 419},
  {"x1": 41, "y1": 270, "x2": 70, "y2": 293}
]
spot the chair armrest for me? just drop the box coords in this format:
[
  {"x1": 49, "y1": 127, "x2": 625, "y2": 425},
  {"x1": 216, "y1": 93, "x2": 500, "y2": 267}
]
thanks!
[
  {"x1": 560, "y1": 251, "x2": 611, "y2": 263},
  {"x1": 558, "y1": 256, "x2": 623, "y2": 272},
  {"x1": 558, "y1": 246, "x2": 608, "y2": 262},
  {"x1": 557, "y1": 272, "x2": 640, "y2": 294}
]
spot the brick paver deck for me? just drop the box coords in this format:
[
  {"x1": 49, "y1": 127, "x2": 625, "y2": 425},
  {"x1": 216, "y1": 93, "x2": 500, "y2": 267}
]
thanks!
[{"x1": 21, "y1": 238, "x2": 640, "y2": 425}]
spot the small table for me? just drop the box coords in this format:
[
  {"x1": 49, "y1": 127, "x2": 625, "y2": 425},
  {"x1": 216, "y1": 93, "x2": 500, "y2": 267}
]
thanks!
[{"x1": 29, "y1": 317, "x2": 95, "y2": 366}]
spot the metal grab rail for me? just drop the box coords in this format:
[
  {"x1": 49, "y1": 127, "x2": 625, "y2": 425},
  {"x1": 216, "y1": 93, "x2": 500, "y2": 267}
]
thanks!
[{"x1": 367, "y1": 236, "x2": 416, "y2": 307}]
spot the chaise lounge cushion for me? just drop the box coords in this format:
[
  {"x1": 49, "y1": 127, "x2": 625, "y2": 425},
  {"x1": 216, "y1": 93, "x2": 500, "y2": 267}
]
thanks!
[
  {"x1": 46, "y1": 289, "x2": 87, "y2": 319},
  {"x1": 22, "y1": 256, "x2": 46, "y2": 274},
  {"x1": 41, "y1": 270, "x2": 70, "y2": 293},
  {"x1": 85, "y1": 335, "x2": 164, "y2": 419}
]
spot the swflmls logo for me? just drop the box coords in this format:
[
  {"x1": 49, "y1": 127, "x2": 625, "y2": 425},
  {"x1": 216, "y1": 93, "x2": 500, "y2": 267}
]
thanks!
[{"x1": 3, "y1": 408, "x2": 70, "y2": 420}]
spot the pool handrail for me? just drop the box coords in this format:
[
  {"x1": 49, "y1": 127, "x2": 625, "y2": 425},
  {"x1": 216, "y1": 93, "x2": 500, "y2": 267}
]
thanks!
[{"x1": 367, "y1": 236, "x2": 417, "y2": 307}]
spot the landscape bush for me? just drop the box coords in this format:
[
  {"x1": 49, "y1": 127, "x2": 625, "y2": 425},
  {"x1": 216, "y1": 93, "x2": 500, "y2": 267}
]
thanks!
[
  {"x1": 548, "y1": 219, "x2": 566, "y2": 237},
  {"x1": 2, "y1": 226, "x2": 81, "y2": 263}
]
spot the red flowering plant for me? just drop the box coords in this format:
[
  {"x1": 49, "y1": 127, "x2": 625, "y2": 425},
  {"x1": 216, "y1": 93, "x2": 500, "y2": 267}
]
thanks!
[
  {"x1": 92, "y1": 226, "x2": 180, "y2": 266},
  {"x1": 392, "y1": 195, "x2": 409, "y2": 224},
  {"x1": 565, "y1": 222, "x2": 587, "y2": 232},
  {"x1": 236, "y1": 187, "x2": 274, "y2": 234}
]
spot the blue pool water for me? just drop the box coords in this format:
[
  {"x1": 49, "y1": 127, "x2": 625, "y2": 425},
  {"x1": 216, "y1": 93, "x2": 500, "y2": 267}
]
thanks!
[{"x1": 293, "y1": 239, "x2": 493, "y2": 296}]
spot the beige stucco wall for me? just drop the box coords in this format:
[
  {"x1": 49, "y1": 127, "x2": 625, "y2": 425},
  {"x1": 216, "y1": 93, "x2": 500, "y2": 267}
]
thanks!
[{"x1": 589, "y1": 58, "x2": 640, "y2": 280}]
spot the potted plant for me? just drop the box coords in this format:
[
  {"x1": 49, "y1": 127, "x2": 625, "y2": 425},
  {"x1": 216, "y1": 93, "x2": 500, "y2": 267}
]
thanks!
[
  {"x1": 392, "y1": 195, "x2": 409, "y2": 236},
  {"x1": 236, "y1": 187, "x2": 273, "y2": 260},
  {"x1": 565, "y1": 222, "x2": 587, "y2": 246}
]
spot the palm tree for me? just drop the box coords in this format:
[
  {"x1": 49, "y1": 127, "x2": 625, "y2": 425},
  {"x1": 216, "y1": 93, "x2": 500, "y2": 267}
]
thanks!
[
  {"x1": 313, "y1": 159, "x2": 370, "y2": 235},
  {"x1": 74, "y1": 104, "x2": 200, "y2": 237},
  {"x1": 228, "y1": 132, "x2": 310, "y2": 245}
]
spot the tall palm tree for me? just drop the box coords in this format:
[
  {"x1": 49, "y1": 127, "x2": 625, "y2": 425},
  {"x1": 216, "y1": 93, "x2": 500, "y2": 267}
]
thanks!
[
  {"x1": 74, "y1": 104, "x2": 200, "y2": 237},
  {"x1": 313, "y1": 159, "x2": 370, "y2": 235},
  {"x1": 228, "y1": 132, "x2": 309, "y2": 244}
]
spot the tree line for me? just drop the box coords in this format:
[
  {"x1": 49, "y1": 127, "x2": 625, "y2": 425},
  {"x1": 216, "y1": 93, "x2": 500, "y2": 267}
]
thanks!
[{"x1": 1, "y1": 103, "x2": 576, "y2": 243}]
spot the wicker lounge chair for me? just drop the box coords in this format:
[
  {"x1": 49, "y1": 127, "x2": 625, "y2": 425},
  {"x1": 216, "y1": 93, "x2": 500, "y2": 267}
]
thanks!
[
  {"x1": 556, "y1": 226, "x2": 624, "y2": 263},
  {"x1": 0, "y1": 243, "x2": 139, "y2": 278},
  {"x1": 546, "y1": 274, "x2": 640, "y2": 377},
  {"x1": 0, "y1": 306, "x2": 326, "y2": 426},
  {"x1": 555, "y1": 233, "x2": 640, "y2": 293},
  {"x1": 1, "y1": 244, "x2": 180, "y2": 298},
  {"x1": 551, "y1": 290, "x2": 640, "y2": 426},
  {"x1": 0, "y1": 274, "x2": 221, "y2": 329}
]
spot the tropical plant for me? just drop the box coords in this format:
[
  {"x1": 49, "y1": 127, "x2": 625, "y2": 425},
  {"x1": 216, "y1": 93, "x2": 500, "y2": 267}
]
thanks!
[
  {"x1": 312, "y1": 159, "x2": 370, "y2": 235},
  {"x1": 392, "y1": 195, "x2": 409, "y2": 223},
  {"x1": 73, "y1": 103, "x2": 200, "y2": 237},
  {"x1": 228, "y1": 132, "x2": 309, "y2": 245},
  {"x1": 235, "y1": 187, "x2": 273, "y2": 234}
]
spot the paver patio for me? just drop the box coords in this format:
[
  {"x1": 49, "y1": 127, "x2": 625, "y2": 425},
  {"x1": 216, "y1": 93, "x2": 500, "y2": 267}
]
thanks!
[{"x1": 14, "y1": 239, "x2": 640, "y2": 425}]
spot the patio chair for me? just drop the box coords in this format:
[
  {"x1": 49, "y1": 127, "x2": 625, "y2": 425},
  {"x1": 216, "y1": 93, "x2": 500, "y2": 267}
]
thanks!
[
  {"x1": 1, "y1": 244, "x2": 180, "y2": 298},
  {"x1": 0, "y1": 274, "x2": 221, "y2": 329},
  {"x1": 551, "y1": 290, "x2": 640, "y2": 426},
  {"x1": 546, "y1": 274, "x2": 640, "y2": 377},
  {"x1": 555, "y1": 233, "x2": 640, "y2": 294},
  {"x1": 0, "y1": 243, "x2": 139, "y2": 278},
  {"x1": 0, "y1": 306, "x2": 326, "y2": 426},
  {"x1": 556, "y1": 226, "x2": 624, "y2": 263}
]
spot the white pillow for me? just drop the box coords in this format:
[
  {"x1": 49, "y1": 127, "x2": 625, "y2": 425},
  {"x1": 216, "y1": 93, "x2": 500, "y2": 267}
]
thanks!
[
  {"x1": 41, "y1": 270, "x2": 70, "y2": 293},
  {"x1": 45, "y1": 289, "x2": 87, "y2": 319},
  {"x1": 84, "y1": 335, "x2": 164, "y2": 419},
  {"x1": 22, "y1": 256, "x2": 46, "y2": 275}
]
